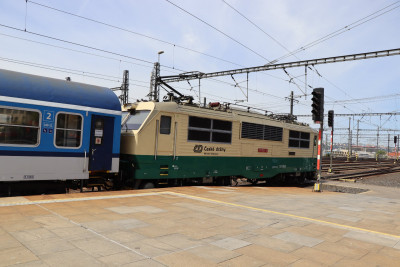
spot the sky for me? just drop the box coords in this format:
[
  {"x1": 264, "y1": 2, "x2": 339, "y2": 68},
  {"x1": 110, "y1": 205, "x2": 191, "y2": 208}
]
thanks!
[{"x1": 0, "y1": 0, "x2": 399, "y2": 146}]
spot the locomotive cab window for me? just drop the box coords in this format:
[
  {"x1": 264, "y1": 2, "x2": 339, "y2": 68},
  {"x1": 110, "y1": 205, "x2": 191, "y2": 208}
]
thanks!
[
  {"x1": 288, "y1": 130, "x2": 310, "y2": 148},
  {"x1": 55, "y1": 113, "x2": 82, "y2": 148},
  {"x1": 0, "y1": 107, "x2": 40, "y2": 146},
  {"x1": 188, "y1": 116, "x2": 232, "y2": 143},
  {"x1": 160, "y1": 115, "x2": 171, "y2": 135},
  {"x1": 121, "y1": 110, "x2": 150, "y2": 131}
]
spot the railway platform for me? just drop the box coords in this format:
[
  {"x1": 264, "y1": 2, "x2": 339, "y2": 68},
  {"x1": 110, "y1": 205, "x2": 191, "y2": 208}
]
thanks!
[{"x1": 1, "y1": 183, "x2": 400, "y2": 266}]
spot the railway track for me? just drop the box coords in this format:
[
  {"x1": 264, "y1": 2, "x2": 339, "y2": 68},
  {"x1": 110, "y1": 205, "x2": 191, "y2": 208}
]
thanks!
[
  {"x1": 321, "y1": 158, "x2": 400, "y2": 180},
  {"x1": 321, "y1": 161, "x2": 395, "y2": 172}
]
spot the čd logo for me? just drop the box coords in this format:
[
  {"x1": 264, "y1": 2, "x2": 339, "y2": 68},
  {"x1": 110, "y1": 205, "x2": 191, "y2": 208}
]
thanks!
[{"x1": 193, "y1": 145, "x2": 203, "y2": 153}]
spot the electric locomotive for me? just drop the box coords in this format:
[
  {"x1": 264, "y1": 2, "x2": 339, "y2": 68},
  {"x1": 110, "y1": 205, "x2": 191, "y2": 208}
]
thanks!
[{"x1": 120, "y1": 100, "x2": 317, "y2": 189}]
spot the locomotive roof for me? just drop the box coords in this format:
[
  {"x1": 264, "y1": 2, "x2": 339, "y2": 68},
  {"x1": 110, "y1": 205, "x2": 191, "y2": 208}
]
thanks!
[
  {"x1": 127, "y1": 101, "x2": 314, "y2": 132},
  {"x1": 0, "y1": 69, "x2": 121, "y2": 111}
]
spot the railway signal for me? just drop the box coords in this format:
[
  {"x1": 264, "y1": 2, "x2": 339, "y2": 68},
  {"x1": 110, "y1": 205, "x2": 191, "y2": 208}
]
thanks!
[
  {"x1": 328, "y1": 110, "x2": 334, "y2": 128},
  {"x1": 311, "y1": 88, "x2": 325, "y2": 192},
  {"x1": 311, "y1": 88, "x2": 324, "y2": 123},
  {"x1": 395, "y1": 136, "x2": 398, "y2": 162},
  {"x1": 328, "y1": 110, "x2": 334, "y2": 173}
]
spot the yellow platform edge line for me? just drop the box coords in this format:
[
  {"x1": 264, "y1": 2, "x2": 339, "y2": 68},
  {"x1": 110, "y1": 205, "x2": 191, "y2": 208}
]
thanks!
[
  {"x1": 1, "y1": 190, "x2": 399, "y2": 240},
  {"x1": 166, "y1": 191, "x2": 400, "y2": 240}
]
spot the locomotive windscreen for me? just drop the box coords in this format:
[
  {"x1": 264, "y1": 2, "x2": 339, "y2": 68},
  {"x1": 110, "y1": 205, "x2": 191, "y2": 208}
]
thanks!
[{"x1": 121, "y1": 110, "x2": 150, "y2": 131}]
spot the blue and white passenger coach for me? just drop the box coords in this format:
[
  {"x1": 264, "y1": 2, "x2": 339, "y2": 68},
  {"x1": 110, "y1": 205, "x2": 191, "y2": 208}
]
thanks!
[{"x1": 0, "y1": 69, "x2": 121, "y2": 184}]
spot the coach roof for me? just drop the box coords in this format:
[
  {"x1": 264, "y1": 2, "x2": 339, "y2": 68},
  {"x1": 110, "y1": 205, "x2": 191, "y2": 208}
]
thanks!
[{"x1": 0, "y1": 69, "x2": 121, "y2": 111}]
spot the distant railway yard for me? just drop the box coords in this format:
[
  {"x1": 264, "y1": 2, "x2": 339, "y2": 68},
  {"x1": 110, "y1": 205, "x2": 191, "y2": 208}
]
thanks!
[{"x1": 320, "y1": 158, "x2": 400, "y2": 187}]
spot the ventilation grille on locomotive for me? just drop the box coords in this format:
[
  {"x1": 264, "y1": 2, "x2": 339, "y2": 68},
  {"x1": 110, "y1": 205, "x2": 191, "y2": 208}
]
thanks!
[{"x1": 241, "y1": 122, "x2": 283, "y2": 141}]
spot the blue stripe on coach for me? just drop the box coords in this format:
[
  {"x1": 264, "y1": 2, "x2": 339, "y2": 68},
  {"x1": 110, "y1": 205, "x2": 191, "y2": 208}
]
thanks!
[{"x1": 0, "y1": 150, "x2": 119, "y2": 157}]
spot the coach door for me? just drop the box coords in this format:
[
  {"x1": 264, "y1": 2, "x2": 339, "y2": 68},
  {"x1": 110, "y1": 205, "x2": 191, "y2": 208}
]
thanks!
[
  {"x1": 156, "y1": 114, "x2": 175, "y2": 157},
  {"x1": 89, "y1": 115, "x2": 114, "y2": 171}
]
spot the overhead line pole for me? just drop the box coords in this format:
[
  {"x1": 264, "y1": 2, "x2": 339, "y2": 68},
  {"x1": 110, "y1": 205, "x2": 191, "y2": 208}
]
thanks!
[
  {"x1": 159, "y1": 48, "x2": 400, "y2": 84},
  {"x1": 348, "y1": 118, "x2": 351, "y2": 161},
  {"x1": 357, "y1": 120, "x2": 360, "y2": 147}
]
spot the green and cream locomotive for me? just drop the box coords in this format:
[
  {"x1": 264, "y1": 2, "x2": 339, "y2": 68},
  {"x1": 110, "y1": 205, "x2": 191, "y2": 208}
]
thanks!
[{"x1": 120, "y1": 101, "x2": 317, "y2": 189}]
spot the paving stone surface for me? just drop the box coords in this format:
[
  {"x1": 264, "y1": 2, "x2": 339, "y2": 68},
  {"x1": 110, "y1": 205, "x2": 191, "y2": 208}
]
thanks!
[
  {"x1": 344, "y1": 231, "x2": 399, "y2": 247},
  {"x1": 39, "y1": 249, "x2": 102, "y2": 267},
  {"x1": 273, "y1": 231, "x2": 324, "y2": 247},
  {"x1": 0, "y1": 246, "x2": 38, "y2": 267},
  {"x1": 23, "y1": 237, "x2": 75, "y2": 256},
  {"x1": 326, "y1": 213, "x2": 362, "y2": 222},
  {"x1": 1, "y1": 182, "x2": 400, "y2": 266},
  {"x1": 186, "y1": 245, "x2": 240, "y2": 263},
  {"x1": 210, "y1": 237, "x2": 251, "y2": 250},
  {"x1": 97, "y1": 251, "x2": 146, "y2": 266},
  {"x1": 155, "y1": 251, "x2": 216, "y2": 267}
]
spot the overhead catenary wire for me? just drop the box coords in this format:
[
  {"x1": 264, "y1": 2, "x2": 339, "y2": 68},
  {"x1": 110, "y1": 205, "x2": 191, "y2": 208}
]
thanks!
[
  {"x1": 4, "y1": 1, "x2": 396, "y2": 121},
  {"x1": 0, "y1": 56, "x2": 241, "y2": 104},
  {"x1": 221, "y1": 0, "x2": 378, "y2": 114},
  {"x1": 17, "y1": 0, "x2": 328, "y2": 104},
  {"x1": 0, "y1": 32, "x2": 154, "y2": 69},
  {"x1": 317, "y1": 68, "x2": 377, "y2": 113},
  {"x1": 0, "y1": 52, "x2": 290, "y2": 105},
  {"x1": 0, "y1": 32, "x2": 375, "y2": 119},
  {"x1": 221, "y1": 0, "x2": 295, "y2": 60},
  {"x1": 326, "y1": 93, "x2": 400, "y2": 105},
  {"x1": 0, "y1": 23, "x2": 155, "y2": 65},
  {"x1": 164, "y1": 0, "x2": 271, "y2": 62},
  {"x1": 0, "y1": 25, "x2": 268, "y2": 97},
  {"x1": 1, "y1": 17, "x2": 295, "y2": 103},
  {"x1": 0, "y1": 56, "x2": 151, "y2": 87},
  {"x1": 0, "y1": 55, "x2": 239, "y2": 100},
  {"x1": 272, "y1": 1, "x2": 400, "y2": 63},
  {"x1": 163, "y1": 0, "x2": 315, "y2": 103},
  {"x1": 24, "y1": 0, "x2": 293, "y2": 84},
  {"x1": 27, "y1": 0, "x2": 245, "y2": 68}
]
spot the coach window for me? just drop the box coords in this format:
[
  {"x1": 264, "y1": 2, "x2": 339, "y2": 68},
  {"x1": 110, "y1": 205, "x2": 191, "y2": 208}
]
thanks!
[
  {"x1": 0, "y1": 107, "x2": 40, "y2": 146},
  {"x1": 55, "y1": 113, "x2": 82, "y2": 148},
  {"x1": 160, "y1": 115, "x2": 171, "y2": 134},
  {"x1": 288, "y1": 130, "x2": 310, "y2": 148}
]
